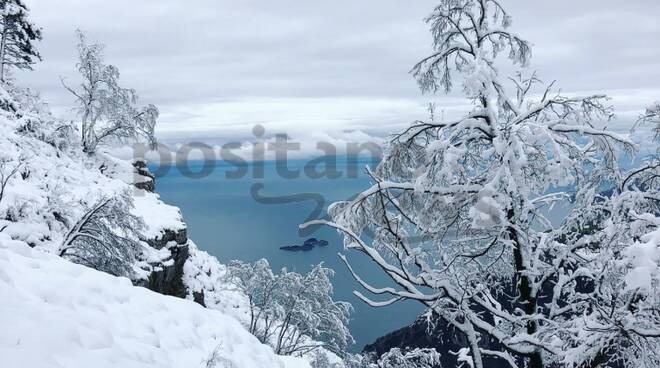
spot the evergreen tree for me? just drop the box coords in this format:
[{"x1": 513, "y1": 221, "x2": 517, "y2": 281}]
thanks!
[{"x1": 0, "y1": 0, "x2": 42, "y2": 82}]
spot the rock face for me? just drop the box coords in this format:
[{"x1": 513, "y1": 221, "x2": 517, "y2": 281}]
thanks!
[
  {"x1": 141, "y1": 227, "x2": 190, "y2": 299},
  {"x1": 192, "y1": 290, "x2": 206, "y2": 307},
  {"x1": 130, "y1": 164, "x2": 197, "y2": 302},
  {"x1": 132, "y1": 160, "x2": 155, "y2": 192},
  {"x1": 146, "y1": 228, "x2": 188, "y2": 250}
]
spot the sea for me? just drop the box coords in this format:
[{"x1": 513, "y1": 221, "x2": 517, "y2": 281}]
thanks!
[{"x1": 150, "y1": 158, "x2": 424, "y2": 352}]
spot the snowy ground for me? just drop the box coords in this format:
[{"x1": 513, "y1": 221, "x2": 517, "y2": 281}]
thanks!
[
  {"x1": 0, "y1": 236, "x2": 309, "y2": 368},
  {"x1": 0, "y1": 91, "x2": 311, "y2": 368}
]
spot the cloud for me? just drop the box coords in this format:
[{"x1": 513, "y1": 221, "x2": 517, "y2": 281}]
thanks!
[{"x1": 17, "y1": 0, "x2": 660, "y2": 149}]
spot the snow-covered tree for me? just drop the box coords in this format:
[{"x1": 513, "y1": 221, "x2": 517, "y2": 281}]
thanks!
[
  {"x1": 303, "y1": 1, "x2": 658, "y2": 367},
  {"x1": 59, "y1": 192, "x2": 145, "y2": 277},
  {"x1": 342, "y1": 353, "x2": 377, "y2": 368},
  {"x1": 640, "y1": 102, "x2": 660, "y2": 144},
  {"x1": 343, "y1": 348, "x2": 441, "y2": 368},
  {"x1": 63, "y1": 31, "x2": 158, "y2": 153},
  {"x1": 273, "y1": 264, "x2": 353, "y2": 356},
  {"x1": 0, "y1": 157, "x2": 20, "y2": 209},
  {"x1": 226, "y1": 259, "x2": 282, "y2": 340},
  {"x1": 226, "y1": 261, "x2": 353, "y2": 357},
  {"x1": 309, "y1": 350, "x2": 343, "y2": 368},
  {"x1": 0, "y1": 0, "x2": 41, "y2": 82},
  {"x1": 377, "y1": 348, "x2": 442, "y2": 368}
]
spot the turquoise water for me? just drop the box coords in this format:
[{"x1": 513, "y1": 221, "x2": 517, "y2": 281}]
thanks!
[{"x1": 151, "y1": 158, "x2": 423, "y2": 352}]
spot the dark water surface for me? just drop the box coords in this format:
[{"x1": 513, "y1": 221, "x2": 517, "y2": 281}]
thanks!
[{"x1": 151, "y1": 158, "x2": 423, "y2": 352}]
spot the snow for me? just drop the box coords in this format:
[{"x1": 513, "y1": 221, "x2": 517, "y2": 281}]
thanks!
[
  {"x1": 182, "y1": 241, "x2": 230, "y2": 306},
  {"x1": 132, "y1": 191, "x2": 186, "y2": 239},
  {"x1": 0, "y1": 236, "x2": 309, "y2": 368},
  {"x1": 0, "y1": 102, "x2": 183, "y2": 260},
  {"x1": 182, "y1": 242, "x2": 345, "y2": 365},
  {"x1": 624, "y1": 227, "x2": 660, "y2": 291},
  {"x1": 0, "y1": 85, "x2": 311, "y2": 368}
]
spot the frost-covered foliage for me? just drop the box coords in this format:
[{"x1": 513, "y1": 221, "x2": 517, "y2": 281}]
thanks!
[
  {"x1": 63, "y1": 30, "x2": 158, "y2": 153},
  {"x1": 640, "y1": 102, "x2": 660, "y2": 144},
  {"x1": 274, "y1": 265, "x2": 353, "y2": 356},
  {"x1": 377, "y1": 348, "x2": 442, "y2": 368},
  {"x1": 343, "y1": 348, "x2": 441, "y2": 368},
  {"x1": 58, "y1": 191, "x2": 145, "y2": 277},
  {"x1": 342, "y1": 353, "x2": 377, "y2": 368},
  {"x1": 226, "y1": 260, "x2": 353, "y2": 356},
  {"x1": 0, "y1": 0, "x2": 41, "y2": 82},
  {"x1": 304, "y1": 1, "x2": 659, "y2": 368},
  {"x1": 10, "y1": 86, "x2": 77, "y2": 150},
  {"x1": 309, "y1": 350, "x2": 344, "y2": 368},
  {"x1": 184, "y1": 246, "x2": 340, "y2": 366},
  {"x1": 227, "y1": 259, "x2": 280, "y2": 338}
]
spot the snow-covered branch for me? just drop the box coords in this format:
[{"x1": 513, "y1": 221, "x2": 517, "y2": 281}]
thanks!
[
  {"x1": 0, "y1": 157, "x2": 21, "y2": 208},
  {"x1": 59, "y1": 191, "x2": 145, "y2": 277},
  {"x1": 307, "y1": 1, "x2": 660, "y2": 368}
]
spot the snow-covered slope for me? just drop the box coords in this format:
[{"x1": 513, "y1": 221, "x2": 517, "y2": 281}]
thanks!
[
  {"x1": 0, "y1": 235, "x2": 308, "y2": 368},
  {"x1": 0, "y1": 103, "x2": 183, "y2": 257},
  {"x1": 0, "y1": 88, "x2": 309, "y2": 368}
]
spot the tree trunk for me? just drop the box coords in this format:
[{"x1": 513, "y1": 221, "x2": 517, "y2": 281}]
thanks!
[
  {"x1": 0, "y1": 26, "x2": 8, "y2": 83},
  {"x1": 508, "y1": 208, "x2": 544, "y2": 368}
]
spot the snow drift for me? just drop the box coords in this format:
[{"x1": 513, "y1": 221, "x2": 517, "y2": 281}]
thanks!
[{"x1": 0, "y1": 235, "x2": 309, "y2": 368}]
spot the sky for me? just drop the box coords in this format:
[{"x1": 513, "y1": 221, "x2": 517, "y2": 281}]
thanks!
[{"x1": 17, "y1": 0, "x2": 660, "y2": 155}]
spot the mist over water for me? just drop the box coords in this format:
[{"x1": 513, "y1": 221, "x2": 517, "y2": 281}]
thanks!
[{"x1": 151, "y1": 158, "x2": 424, "y2": 352}]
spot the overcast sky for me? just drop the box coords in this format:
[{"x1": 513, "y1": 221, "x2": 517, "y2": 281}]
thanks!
[{"x1": 17, "y1": 0, "x2": 660, "y2": 153}]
